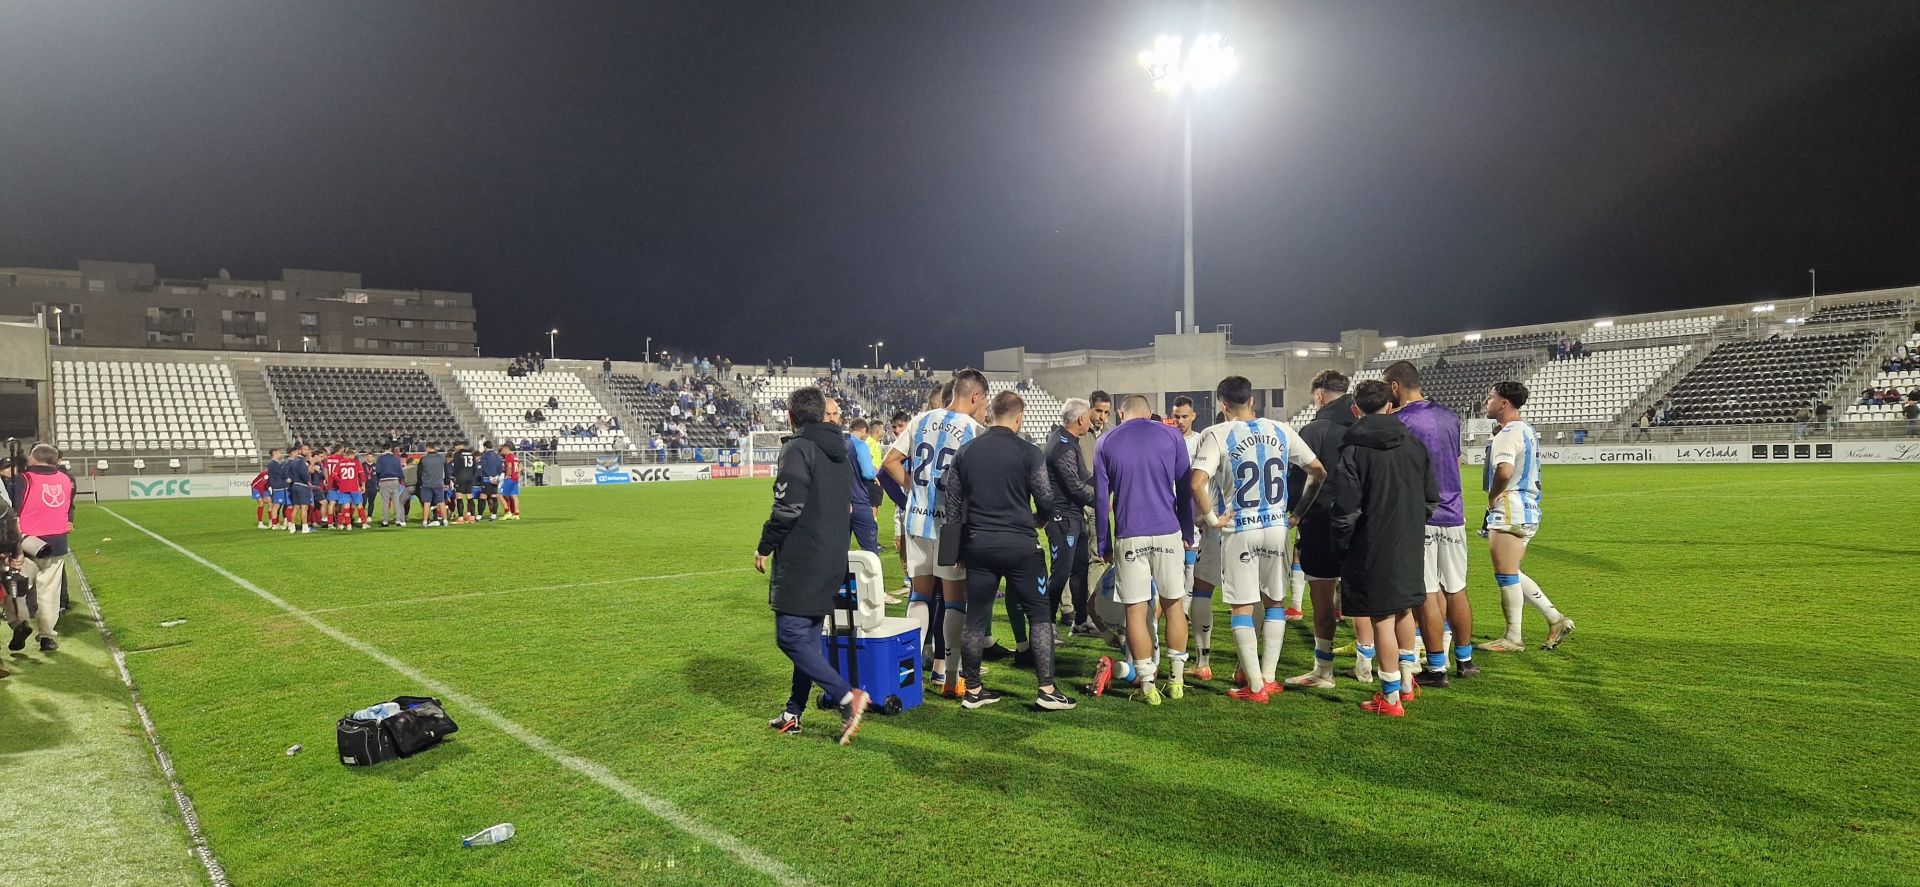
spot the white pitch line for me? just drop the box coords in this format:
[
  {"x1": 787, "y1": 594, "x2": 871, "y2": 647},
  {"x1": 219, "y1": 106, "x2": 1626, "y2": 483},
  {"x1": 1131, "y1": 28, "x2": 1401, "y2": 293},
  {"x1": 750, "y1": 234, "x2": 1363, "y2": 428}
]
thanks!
[
  {"x1": 304, "y1": 568, "x2": 752, "y2": 615},
  {"x1": 99, "y1": 507, "x2": 812, "y2": 887}
]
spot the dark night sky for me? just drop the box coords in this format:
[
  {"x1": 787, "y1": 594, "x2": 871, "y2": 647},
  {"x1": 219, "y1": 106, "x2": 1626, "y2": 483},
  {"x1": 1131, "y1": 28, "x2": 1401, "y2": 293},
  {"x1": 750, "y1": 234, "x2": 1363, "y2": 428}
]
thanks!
[{"x1": 3, "y1": 1, "x2": 1918, "y2": 366}]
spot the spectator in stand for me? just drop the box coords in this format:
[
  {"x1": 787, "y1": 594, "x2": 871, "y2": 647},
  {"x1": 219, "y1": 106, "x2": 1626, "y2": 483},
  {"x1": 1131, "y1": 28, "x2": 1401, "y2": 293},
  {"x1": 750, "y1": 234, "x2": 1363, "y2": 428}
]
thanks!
[
  {"x1": 1860, "y1": 387, "x2": 1879, "y2": 406},
  {"x1": 1633, "y1": 409, "x2": 1654, "y2": 441},
  {"x1": 603, "y1": 357, "x2": 613, "y2": 378},
  {"x1": 1814, "y1": 402, "x2": 1833, "y2": 435},
  {"x1": 1791, "y1": 405, "x2": 1812, "y2": 438},
  {"x1": 547, "y1": 395, "x2": 560, "y2": 409}
]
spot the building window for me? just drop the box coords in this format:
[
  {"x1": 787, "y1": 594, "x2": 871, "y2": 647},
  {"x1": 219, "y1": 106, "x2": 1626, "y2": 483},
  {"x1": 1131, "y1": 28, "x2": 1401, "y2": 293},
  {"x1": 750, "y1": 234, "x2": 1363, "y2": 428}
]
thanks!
[
  {"x1": 398, "y1": 319, "x2": 415, "y2": 329},
  {"x1": 298, "y1": 312, "x2": 318, "y2": 328},
  {"x1": 353, "y1": 316, "x2": 365, "y2": 326},
  {"x1": 66, "y1": 303, "x2": 80, "y2": 315},
  {"x1": 88, "y1": 279, "x2": 105, "y2": 292},
  {"x1": 272, "y1": 289, "x2": 286, "y2": 301},
  {"x1": 69, "y1": 329, "x2": 83, "y2": 342},
  {"x1": 353, "y1": 337, "x2": 367, "y2": 348}
]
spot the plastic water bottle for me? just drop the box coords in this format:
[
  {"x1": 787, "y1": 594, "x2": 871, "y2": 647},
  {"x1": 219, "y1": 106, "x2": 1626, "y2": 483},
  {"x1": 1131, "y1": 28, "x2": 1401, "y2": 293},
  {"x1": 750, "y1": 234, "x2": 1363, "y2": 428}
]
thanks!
[
  {"x1": 463, "y1": 823, "x2": 514, "y2": 847},
  {"x1": 351, "y1": 702, "x2": 401, "y2": 722}
]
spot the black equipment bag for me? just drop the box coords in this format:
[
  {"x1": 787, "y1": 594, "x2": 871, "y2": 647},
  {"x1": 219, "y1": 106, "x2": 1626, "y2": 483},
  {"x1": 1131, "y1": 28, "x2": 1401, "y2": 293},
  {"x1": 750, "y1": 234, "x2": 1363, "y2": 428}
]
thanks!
[
  {"x1": 384, "y1": 696, "x2": 459, "y2": 757},
  {"x1": 336, "y1": 716, "x2": 399, "y2": 766}
]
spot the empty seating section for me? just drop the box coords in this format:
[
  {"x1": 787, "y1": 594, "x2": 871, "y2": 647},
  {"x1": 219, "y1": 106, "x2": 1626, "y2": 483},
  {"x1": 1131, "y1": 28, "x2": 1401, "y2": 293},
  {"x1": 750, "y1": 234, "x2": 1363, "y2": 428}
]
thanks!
[
  {"x1": 1369, "y1": 342, "x2": 1435, "y2": 365},
  {"x1": 54, "y1": 360, "x2": 257, "y2": 457},
  {"x1": 268, "y1": 366, "x2": 463, "y2": 448},
  {"x1": 1842, "y1": 333, "x2": 1920, "y2": 422},
  {"x1": 1582, "y1": 315, "x2": 1723, "y2": 344},
  {"x1": 1520, "y1": 345, "x2": 1690, "y2": 426},
  {"x1": 454, "y1": 370, "x2": 628, "y2": 453},
  {"x1": 987, "y1": 381, "x2": 1063, "y2": 441},
  {"x1": 1439, "y1": 330, "x2": 1563, "y2": 359},
  {"x1": 1657, "y1": 331, "x2": 1877, "y2": 426},
  {"x1": 752, "y1": 374, "x2": 814, "y2": 415},
  {"x1": 1422, "y1": 358, "x2": 1529, "y2": 418},
  {"x1": 1800, "y1": 299, "x2": 1909, "y2": 326}
]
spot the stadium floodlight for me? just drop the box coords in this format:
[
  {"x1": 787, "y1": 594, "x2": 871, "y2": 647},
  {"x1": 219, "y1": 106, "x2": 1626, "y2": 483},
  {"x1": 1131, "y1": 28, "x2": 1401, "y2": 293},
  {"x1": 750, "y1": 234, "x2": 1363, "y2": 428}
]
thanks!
[
  {"x1": 1593, "y1": 320, "x2": 1614, "y2": 328},
  {"x1": 1382, "y1": 339, "x2": 1398, "y2": 348},
  {"x1": 872, "y1": 341, "x2": 884, "y2": 366},
  {"x1": 301, "y1": 335, "x2": 312, "y2": 353},
  {"x1": 1294, "y1": 349, "x2": 1309, "y2": 357},
  {"x1": 46, "y1": 305, "x2": 62, "y2": 345},
  {"x1": 548, "y1": 328, "x2": 560, "y2": 359},
  {"x1": 1463, "y1": 333, "x2": 1483, "y2": 341},
  {"x1": 1140, "y1": 33, "x2": 1239, "y2": 335},
  {"x1": 1750, "y1": 304, "x2": 1774, "y2": 314}
]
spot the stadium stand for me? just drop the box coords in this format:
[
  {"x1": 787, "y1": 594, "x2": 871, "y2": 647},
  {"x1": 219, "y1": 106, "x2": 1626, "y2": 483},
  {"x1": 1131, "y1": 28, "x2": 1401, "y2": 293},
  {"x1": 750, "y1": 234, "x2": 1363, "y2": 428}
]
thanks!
[
  {"x1": 1521, "y1": 344, "x2": 1692, "y2": 426},
  {"x1": 1842, "y1": 332, "x2": 1920, "y2": 423},
  {"x1": 1800, "y1": 299, "x2": 1910, "y2": 326},
  {"x1": 752, "y1": 373, "x2": 813, "y2": 416},
  {"x1": 1369, "y1": 342, "x2": 1436, "y2": 365},
  {"x1": 1439, "y1": 330, "x2": 1564, "y2": 359},
  {"x1": 53, "y1": 359, "x2": 257, "y2": 457},
  {"x1": 1421, "y1": 358, "x2": 1530, "y2": 419},
  {"x1": 1656, "y1": 331, "x2": 1879, "y2": 425},
  {"x1": 266, "y1": 365, "x2": 464, "y2": 448},
  {"x1": 987, "y1": 380, "x2": 1062, "y2": 440},
  {"x1": 454, "y1": 369, "x2": 630, "y2": 452},
  {"x1": 1581, "y1": 315, "x2": 1723, "y2": 345},
  {"x1": 603, "y1": 374, "x2": 748, "y2": 447}
]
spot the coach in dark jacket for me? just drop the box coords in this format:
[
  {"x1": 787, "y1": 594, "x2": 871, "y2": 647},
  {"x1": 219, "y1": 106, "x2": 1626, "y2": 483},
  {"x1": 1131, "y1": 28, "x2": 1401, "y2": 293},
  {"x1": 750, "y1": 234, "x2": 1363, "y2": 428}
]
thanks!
[
  {"x1": 755, "y1": 387, "x2": 867, "y2": 743},
  {"x1": 1044, "y1": 399, "x2": 1097, "y2": 627},
  {"x1": 1293, "y1": 373, "x2": 1356, "y2": 582},
  {"x1": 1331, "y1": 381, "x2": 1439, "y2": 619}
]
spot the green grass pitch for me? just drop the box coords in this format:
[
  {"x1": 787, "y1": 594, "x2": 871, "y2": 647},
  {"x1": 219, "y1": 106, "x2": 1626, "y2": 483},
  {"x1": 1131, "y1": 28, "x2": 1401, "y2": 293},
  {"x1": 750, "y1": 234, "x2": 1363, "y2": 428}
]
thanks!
[{"x1": 59, "y1": 465, "x2": 1919, "y2": 885}]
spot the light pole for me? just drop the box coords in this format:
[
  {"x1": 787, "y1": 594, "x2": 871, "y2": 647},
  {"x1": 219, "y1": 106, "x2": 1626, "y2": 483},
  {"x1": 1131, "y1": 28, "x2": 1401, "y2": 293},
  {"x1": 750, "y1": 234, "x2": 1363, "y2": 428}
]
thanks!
[
  {"x1": 1808, "y1": 268, "x2": 1816, "y2": 300},
  {"x1": 548, "y1": 328, "x2": 559, "y2": 360},
  {"x1": 48, "y1": 306, "x2": 62, "y2": 345},
  {"x1": 301, "y1": 336, "x2": 312, "y2": 353},
  {"x1": 872, "y1": 341, "x2": 883, "y2": 366},
  {"x1": 645, "y1": 336, "x2": 652, "y2": 363},
  {"x1": 1139, "y1": 33, "x2": 1239, "y2": 335}
]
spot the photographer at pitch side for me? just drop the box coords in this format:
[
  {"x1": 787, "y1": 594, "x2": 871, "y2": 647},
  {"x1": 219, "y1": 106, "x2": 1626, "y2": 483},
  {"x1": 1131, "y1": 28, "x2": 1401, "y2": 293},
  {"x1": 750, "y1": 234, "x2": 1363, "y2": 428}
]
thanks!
[{"x1": 2, "y1": 443, "x2": 76, "y2": 656}]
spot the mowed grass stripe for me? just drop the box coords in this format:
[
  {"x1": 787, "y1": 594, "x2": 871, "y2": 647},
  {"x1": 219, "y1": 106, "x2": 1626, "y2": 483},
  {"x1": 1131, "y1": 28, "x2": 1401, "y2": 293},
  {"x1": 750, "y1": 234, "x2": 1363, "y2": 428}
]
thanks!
[
  {"x1": 98, "y1": 506, "x2": 814, "y2": 887},
  {"x1": 74, "y1": 469, "x2": 1918, "y2": 885}
]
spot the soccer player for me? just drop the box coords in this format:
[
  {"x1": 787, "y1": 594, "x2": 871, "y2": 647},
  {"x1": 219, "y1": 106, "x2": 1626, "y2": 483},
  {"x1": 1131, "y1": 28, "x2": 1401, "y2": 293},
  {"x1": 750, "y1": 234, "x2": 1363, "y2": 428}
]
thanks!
[
  {"x1": 252, "y1": 453, "x2": 276, "y2": 529},
  {"x1": 499, "y1": 443, "x2": 522, "y2": 519},
  {"x1": 476, "y1": 440, "x2": 505, "y2": 522},
  {"x1": 1090, "y1": 394, "x2": 1194, "y2": 704},
  {"x1": 1166, "y1": 396, "x2": 1217, "y2": 680},
  {"x1": 1385, "y1": 360, "x2": 1479, "y2": 684},
  {"x1": 332, "y1": 447, "x2": 367, "y2": 530},
  {"x1": 1330, "y1": 380, "x2": 1438, "y2": 717},
  {"x1": 1285, "y1": 371, "x2": 1357, "y2": 691},
  {"x1": 451, "y1": 442, "x2": 479, "y2": 524},
  {"x1": 882, "y1": 409, "x2": 915, "y2": 598},
  {"x1": 940, "y1": 391, "x2": 1074, "y2": 710},
  {"x1": 1190, "y1": 376, "x2": 1325, "y2": 701},
  {"x1": 1478, "y1": 381, "x2": 1575, "y2": 651},
  {"x1": 285, "y1": 445, "x2": 315, "y2": 534},
  {"x1": 265, "y1": 448, "x2": 291, "y2": 528},
  {"x1": 884, "y1": 370, "x2": 988, "y2": 697},
  {"x1": 418, "y1": 443, "x2": 450, "y2": 527}
]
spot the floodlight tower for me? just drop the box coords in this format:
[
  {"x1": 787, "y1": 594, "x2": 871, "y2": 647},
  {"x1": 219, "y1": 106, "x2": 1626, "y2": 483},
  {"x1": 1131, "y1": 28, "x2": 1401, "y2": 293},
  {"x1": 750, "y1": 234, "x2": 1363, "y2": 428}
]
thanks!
[{"x1": 1139, "y1": 34, "x2": 1239, "y2": 334}]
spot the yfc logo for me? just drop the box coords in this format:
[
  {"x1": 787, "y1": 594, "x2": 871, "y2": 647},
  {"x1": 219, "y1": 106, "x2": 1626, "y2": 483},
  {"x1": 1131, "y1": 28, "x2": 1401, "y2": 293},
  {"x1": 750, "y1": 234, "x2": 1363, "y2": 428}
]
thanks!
[
  {"x1": 131, "y1": 479, "x2": 194, "y2": 499},
  {"x1": 631, "y1": 467, "x2": 675, "y2": 483}
]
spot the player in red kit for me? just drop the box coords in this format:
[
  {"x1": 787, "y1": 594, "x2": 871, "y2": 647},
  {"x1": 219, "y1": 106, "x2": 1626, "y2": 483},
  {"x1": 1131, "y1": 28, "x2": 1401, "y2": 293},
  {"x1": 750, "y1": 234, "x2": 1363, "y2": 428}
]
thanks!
[
  {"x1": 500, "y1": 444, "x2": 523, "y2": 519},
  {"x1": 251, "y1": 466, "x2": 271, "y2": 528},
  {"x1": 333, "y1": 447, "x2": 368, "y2": 529}
]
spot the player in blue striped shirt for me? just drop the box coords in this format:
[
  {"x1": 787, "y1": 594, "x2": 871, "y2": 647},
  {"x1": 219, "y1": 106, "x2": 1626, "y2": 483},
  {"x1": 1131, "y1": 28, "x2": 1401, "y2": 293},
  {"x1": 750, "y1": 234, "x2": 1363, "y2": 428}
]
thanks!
[{"x1": 1479, "y1": 381, "x2": 1575, "y2": 652}]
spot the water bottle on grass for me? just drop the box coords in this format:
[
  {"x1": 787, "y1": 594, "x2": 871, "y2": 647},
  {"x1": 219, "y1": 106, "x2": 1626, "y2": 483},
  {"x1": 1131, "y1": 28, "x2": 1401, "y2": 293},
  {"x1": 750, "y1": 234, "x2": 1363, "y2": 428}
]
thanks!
[{"x1": 463, "y1": 823, "x2": 514, "y2": 847}]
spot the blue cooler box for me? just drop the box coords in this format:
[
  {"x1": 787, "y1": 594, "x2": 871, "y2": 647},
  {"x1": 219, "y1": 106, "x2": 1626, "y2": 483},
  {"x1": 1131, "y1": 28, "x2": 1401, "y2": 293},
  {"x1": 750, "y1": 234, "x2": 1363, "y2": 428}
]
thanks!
[{"x1": 819, "y1": 616, "x2": 923, "y2": 715}]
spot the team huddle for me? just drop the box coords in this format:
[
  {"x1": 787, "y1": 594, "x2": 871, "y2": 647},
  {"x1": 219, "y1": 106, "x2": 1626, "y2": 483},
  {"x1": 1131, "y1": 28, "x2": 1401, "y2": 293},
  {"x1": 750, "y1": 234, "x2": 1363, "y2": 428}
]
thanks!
[
  {"x1": 251, "y1": 440, "x2": 528, "y2": 532},
  {"x1": 871, "y1": 362, "x2": 1576, "y2": 718}
]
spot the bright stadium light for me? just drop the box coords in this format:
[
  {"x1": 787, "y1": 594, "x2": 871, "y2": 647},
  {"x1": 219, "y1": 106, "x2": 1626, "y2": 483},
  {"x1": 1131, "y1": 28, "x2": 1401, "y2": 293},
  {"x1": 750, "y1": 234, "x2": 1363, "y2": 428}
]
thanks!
[
  {"x1": 1593, "y1": 320, "x2": 1614, "y2": 328},
  {"x1": 1751, "y1": 304, "x2": 1775, "y2": 314},
  {"x1": 872, "y1": 341, "x2": 884, "y2": 365},
  {"x1": 1382, "y1": 339, "x2": 1398, "y2": 348},
  {"x1": 548, "y1": 328, "x2": 560, "y2": 359},
  {"x1": 1140, "y1": 33, "x2": 1238, "y2": 335},
  {"x1": 1463, "y1": 333, "x2": 1483, "y2": 342}
]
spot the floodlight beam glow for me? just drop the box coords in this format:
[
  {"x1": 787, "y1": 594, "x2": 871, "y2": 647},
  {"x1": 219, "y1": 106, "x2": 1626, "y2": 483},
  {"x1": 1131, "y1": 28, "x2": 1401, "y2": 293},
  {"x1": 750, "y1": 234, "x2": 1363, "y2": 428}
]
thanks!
[{"x1": 1139, "y1": 33, "x2": 1239, "y2": 95}]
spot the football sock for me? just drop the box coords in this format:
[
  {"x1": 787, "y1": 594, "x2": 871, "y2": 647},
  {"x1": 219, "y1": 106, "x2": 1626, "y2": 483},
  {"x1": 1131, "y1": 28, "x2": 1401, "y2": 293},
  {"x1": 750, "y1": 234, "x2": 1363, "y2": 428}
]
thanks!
[
  {"x1": 1289, "y1": 563, "x2": 1306, "y2": 609},
  {"x1": 1355, "y1": 644, "x2": 1376, "y2": 681},
  {"x1": 1455, "y1": 643, "x2": 1475, "y2": 665},
  {"x1": 1496, "y1": 573, "x2": 1525, "y2": 641},
  {"x1": 1400, "y1": 650, "x2": 1419, "y2": 685},
  {"x1": 907, "y1": 595, "x2": 932, "y2": 658},
  {"x1": 1519, "y1": 572, "x2": 1564, "y2": 623},
  {"x1": 256, "y1": 503, "x2": 264, "y2": 522},
  {"x1": 1133, "y1": 658, "x2": 1156, "y2": 690},
  {"x1": 1381, "y1": 670, "x2": 1403, "y2": 705},
  {"x1": 1426, "y1": 651, "x2": 1448, "y2": 673},
  {"x1": 1189, "y1": 590, "x2": 1214, "y2": 666},
  {"x1": 1115, "y1": 658, "x2": 1136, "y2": 682},
  {"x1": 1230, "y1": 614, "x2": 1262, "y2": 692},
  {"x1": 1259, "y1": 607, "x2": 1286, "y2": 683},
  {"x1": 1168, "y1": 649, "x2": 1187, "y2": 683},
  {"x1": 943, "y1": 600, "x2": 965, "y2": 681},
  {"x1": 1313, "y1": 636, "x2": 1335, "y2": 677}
]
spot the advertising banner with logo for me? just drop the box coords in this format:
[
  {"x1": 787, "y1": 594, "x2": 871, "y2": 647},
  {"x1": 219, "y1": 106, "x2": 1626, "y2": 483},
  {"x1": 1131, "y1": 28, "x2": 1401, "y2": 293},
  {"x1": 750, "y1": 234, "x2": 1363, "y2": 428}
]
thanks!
[
  {"x1": 710, "y1": 465, "x2": 776, "y2": 479},
  {"x1": 1512, "y1": 442, "x2": 1920, "y2": 465},
  {"x1": 125, "y1": 474, "x2": 256, "y2": 499},
  {"x1": 561, "y1": 464, "x2": 715, "y2": 485}
]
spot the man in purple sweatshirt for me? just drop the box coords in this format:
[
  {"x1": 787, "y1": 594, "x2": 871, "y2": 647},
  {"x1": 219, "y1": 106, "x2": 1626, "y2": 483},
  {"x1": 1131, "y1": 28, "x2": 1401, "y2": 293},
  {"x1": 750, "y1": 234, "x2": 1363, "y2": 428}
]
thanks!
[
  {"x1": 1090, "y1": 394, "x2": 1195, "y2": 704},
  {"x1": 1384, "y1": 361, "x2": 1479, "y2": 684}
]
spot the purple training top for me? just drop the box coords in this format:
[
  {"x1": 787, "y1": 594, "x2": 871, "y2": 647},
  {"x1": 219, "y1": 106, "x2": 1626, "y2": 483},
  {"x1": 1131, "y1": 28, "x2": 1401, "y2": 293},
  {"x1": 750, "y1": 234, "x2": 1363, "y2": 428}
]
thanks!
[
  {"x1": 1093, "y1": 417, "x2": 1195, "y2": 555},
  {"x1": 1395, "y1": 399, "x2": 1464, "y2": 527}
]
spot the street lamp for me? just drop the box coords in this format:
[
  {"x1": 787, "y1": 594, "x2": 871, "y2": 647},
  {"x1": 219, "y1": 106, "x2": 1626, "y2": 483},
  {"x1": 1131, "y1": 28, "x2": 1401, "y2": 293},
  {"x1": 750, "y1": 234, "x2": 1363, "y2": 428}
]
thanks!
[
  {"x1": 301, "y1": 335, "x2": 312, "y2": 353},
  {"x1": 1139, "y1": 33, "x2": 1239, "y2": 335},
  {"x1": 645, "y1": 336, "x2": 652, "y2": 362},
  {"x1": 48, "y1": 306, "x2": 62, "y2": 345},
  {"x1": 548, "y1": 328, "x2": 559, "y2": 360},
  {"x1": 872, "y1": 341, "x2": 884, "y2": 366}
]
